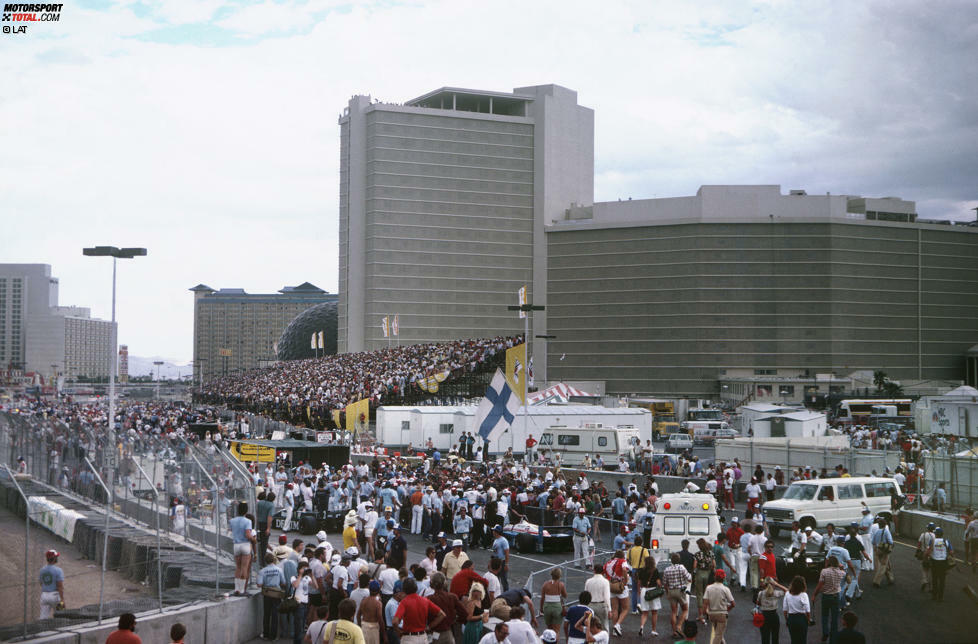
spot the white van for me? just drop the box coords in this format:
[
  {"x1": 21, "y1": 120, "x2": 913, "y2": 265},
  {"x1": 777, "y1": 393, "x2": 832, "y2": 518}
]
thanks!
[
  {"x1": 649, "y1": 493, "x2": 722, "y2": 558},
  {"x1": 537, "y1": 424, "x2": 641, "y2": 467},
  {"x1": 762, "y1": 477, "x2": 902, "y2": 537}
]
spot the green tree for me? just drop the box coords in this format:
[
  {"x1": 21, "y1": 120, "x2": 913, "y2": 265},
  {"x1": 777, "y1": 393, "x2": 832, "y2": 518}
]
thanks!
[
  {"x1": 873, "y1": 370, "x2": 888, "y2": 392},
  {"x1": 882, "y1": 380, "x2": 904, "y2": 397}
]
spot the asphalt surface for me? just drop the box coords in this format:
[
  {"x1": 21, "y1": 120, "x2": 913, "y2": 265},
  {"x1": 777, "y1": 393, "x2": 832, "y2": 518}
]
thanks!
[{"x1": 243, "y1": 496, "x2": 978, "y2": 644}]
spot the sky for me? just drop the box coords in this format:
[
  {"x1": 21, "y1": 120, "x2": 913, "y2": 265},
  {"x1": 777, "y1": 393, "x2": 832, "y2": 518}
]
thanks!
[{"x1": 2, "y1": 0, "x2": 976, "y2": 364}]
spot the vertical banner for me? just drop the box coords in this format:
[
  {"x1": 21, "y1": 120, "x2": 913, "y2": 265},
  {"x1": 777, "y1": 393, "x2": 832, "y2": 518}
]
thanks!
[
  {"x1": 332, "y1": 409, "x2": 342, "y2": 428},
  {"x1": 310, "y1": 333, "x2": 316, "y2": 349},
  {"x1": 392, "y1": 314, "x2": 399, "y2": 336},
  {"x1": 317, "y1": 330, "x2": 324, "y2": 349},
  {"x1": 505, "y1": 343, "x2": 527, "y2": 404},
  {"x1": 345, "y1": 398, "x2": 370, "y2": 433},
  {"x1": 517, "y1": 285, "x2": 527, "y2": 319},
  {"x1": 381, "y1": 316, "x2": 390, "y2": 338}
]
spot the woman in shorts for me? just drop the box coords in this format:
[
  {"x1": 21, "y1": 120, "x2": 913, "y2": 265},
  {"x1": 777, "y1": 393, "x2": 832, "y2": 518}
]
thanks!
[
  {"x1": 229, "y1": 501, "x2": 255, "y2": 595},
  {"x1": 637, "y1": 553, "x2": 662, "y2": 637},
  {"x1": 603, "y1": 550, "x2": 631, "y2": 636},
  {"x1": 540, "y1": 568, "x2": 567, "y2": 633}
]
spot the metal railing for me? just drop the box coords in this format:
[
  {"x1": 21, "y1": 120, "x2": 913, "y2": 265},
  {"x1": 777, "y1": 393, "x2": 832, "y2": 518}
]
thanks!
[{"x1": 0, "y1": 410, "x2": 256, "y2": 640}]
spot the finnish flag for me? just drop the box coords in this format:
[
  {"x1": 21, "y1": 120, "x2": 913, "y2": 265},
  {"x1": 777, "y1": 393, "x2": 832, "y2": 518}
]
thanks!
[{"x1": 476, "y1": 368, "x2": 521, "y2": 443}]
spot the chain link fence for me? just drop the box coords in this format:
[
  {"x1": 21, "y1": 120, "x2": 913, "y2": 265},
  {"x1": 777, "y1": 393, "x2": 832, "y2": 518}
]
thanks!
[{"x1": 0, "y1": 411, "x2": 257, "y2": 641}]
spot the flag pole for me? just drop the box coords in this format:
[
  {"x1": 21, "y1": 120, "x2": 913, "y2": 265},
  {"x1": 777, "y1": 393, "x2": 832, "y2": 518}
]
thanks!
[{"x1": 522, "y1": 313, "x2": 528, "y2": 455}]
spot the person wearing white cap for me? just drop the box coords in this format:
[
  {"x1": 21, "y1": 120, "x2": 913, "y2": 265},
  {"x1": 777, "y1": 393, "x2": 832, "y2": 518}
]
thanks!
[
  {"x1": 39, "y1": 549, "x2": 65, "y2": 619},
  {"x1": 572, "y1": 507, "x2": 591, "y2": 564},
  {"x1": 441, "y1": 539, "x2": 469, "y2": 582},
  {"x1": 540, "y1": 629, "x2": 557, "y2": 644}
]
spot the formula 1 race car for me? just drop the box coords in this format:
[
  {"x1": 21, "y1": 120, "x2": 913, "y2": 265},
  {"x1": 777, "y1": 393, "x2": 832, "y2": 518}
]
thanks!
[
  {"x1": 777, "y1": 546, "x2": 826, "y2": 583},
  {"x1": 502, "y1": 520, "x2": 574, "y2": 554},
  {"x1": 272, "y1": 507, "x2": 347, "y2": 535}
]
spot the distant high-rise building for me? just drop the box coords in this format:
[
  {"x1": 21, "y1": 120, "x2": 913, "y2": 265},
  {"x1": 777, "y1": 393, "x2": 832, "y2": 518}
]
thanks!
[
  {"x1": 0, "y1": 264, "x2": 59, "y2": 371},
  {"x1": 190, "y1": 282, "x2": 337, "y2": 383},
  {"x1": 0, "y1": 264, "x2": 114, "y2": 380},
  {"x1": 337, "y1": 84, "x2": 594, "y2": 385}
]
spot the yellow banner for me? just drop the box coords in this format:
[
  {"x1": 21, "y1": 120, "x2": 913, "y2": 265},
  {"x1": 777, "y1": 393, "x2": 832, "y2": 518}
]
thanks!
[
  {"x1": 506, "y1": 343, "x2": 526, "y2": 404},
  {"x1": 230, "y1": 441, "x2": 275, "y2": 463},
  {"x1": 346, "y1": 398, "x2": 370, "y2": 433},
  {"x1": 332, "y1": 409, "x2": 342, "y2": 427}
]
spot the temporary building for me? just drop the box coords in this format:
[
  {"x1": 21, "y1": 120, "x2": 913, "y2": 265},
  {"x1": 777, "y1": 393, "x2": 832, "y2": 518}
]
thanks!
[{"x1": 375, "y1": 404, "x2": 652, "y2": 453}]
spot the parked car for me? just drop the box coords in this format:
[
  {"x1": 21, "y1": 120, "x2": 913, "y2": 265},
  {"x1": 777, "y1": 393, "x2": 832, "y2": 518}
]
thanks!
[{"x1": 665, "y1": 434, "x2": 693, "y2": 453}]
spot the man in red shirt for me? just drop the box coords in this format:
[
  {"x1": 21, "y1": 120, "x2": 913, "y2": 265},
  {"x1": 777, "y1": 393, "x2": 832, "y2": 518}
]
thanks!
[
  {"x1": 449, "y1": 560, "x2": 490, "y2": 598},
  {"x1": 758, "y1": 540, "x2": 777, "y2": 581},
  {"x1": 525, "y1": 435, "x2": 538, "y2": 462},
  {"x1": 105, "y1": 613, "x2": 141, "y2": 644},
  {"x1": 394, "y1": 577, "x2": 446, "y2": 644},
  {"x1": 428, "y1": 573, "x2": 466, "y2": 644}
]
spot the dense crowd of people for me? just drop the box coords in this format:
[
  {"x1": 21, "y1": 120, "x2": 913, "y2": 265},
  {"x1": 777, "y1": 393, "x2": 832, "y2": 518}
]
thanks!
[{"x1": 197, "y1": 336, "x2": 522, "y2": 428}]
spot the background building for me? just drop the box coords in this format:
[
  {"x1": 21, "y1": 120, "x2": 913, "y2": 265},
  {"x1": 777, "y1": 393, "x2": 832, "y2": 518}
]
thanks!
[
  {"x1": 0, "y1": 264, "x2": 115, "y2": 380},
  {"x1": 337, "y1": 86, "x2": 978, "y2": 398},
  {"x1": 0, "y1": 264, "x2": 59, "y2": 371},
  {"x1": 190, "y1": 282, "x2": 337, "y2": 383},
  {"x1": 546, "y1": 185, "x2": 978, "y2": 396},
  {"x1": 337, "y1": 84, "x2": 594, "y2": 381}
]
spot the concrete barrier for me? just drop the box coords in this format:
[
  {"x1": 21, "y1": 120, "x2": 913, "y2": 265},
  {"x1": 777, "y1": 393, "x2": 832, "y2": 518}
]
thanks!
[
  {"x1": 896, "y1": 508, "x2": 967, "y2": 546},
  {"x1": 17, "y1": 594, "x2": 260, "y2": 644}
]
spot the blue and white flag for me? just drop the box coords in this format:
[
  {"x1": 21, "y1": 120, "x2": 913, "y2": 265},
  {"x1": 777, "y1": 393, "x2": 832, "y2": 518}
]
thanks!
[{"x1": 476, "y1": 368, "x2": 521, "y2": 443}]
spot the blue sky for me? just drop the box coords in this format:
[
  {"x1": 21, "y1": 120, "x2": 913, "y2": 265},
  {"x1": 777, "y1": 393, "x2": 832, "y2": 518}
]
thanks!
[{"x1": 2, "y1": 0, "x2": 976, "y2": 362}]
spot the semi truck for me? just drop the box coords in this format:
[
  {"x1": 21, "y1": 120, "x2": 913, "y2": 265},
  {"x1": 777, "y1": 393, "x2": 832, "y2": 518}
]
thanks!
[{"x1": 628, "y1": 399, "x2": 683, "y2": 440}]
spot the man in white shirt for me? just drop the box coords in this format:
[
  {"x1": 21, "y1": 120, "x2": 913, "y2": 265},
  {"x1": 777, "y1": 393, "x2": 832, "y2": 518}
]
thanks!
[
  {"x1": 583, "y1": 564, "x2": 611, "y2": 631},
  {"x1": 505, "y1": 606, "x2": 538, "y2": 644},
  {"x1": 478, "y1": 622, "x2": 513, "y2": 644},
  {"x1": 745, "y1": 477, "x2": 762, "y2": 515},
  {"x1": 804, "y1": 526, "x2": 824, "y2": 551}
]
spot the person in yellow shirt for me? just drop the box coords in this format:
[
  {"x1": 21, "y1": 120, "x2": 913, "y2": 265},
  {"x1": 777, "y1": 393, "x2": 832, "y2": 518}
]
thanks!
[
  {"x1": 627, "y1": 536, "x2": 651, "y2": 615},
  {"x1": 325, "y1": 598, "x2": 366, "y2": 644},
  {"x1": 344, "y1": 511, "x2": 359, "y2": 550}
]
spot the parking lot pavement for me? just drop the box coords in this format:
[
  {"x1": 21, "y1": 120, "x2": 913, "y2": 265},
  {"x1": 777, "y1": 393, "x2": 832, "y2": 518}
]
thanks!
[{"x1": 247, "y1": 501, "x2": 977, "y2": 644}]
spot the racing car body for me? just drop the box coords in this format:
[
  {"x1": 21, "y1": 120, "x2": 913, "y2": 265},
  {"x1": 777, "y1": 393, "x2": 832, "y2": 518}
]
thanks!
[{"x1": 502, "y1": 520, "x2": 573, "y2": 554}]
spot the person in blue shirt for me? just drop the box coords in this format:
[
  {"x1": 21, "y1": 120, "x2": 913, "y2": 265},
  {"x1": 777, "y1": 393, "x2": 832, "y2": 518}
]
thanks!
[
  {"x1": 572, "y1": 508, "x2": 592, "y2": 564},
  {"x1": 229, "y1": 501, "x2": 255, "y2": 596},
  {"x1": 432, "y1": 449, "x2": 441, "y2": 465},
  {"x1": 613, "y1": 525, "x2": 628, "y2": 552},
  {"x1": 38, "y1": 549, "x2": 65, "y2": 620},
  {"x1": 538, "y1": 488, "x2": 551, "y2": 509},
  {"x1": 454, "y1": 507, "x2": 474, "y2": 545},
  {"x1": 491, "y1": 525, "x2": 511, "y2": 591},
  {"x1": 257, "y1": 552, "x2": 287, "y2": 640},
  {"x1": 827, "y1": 536, "x2": 856, "y2": 602},
  {"x1": 611, "y1": 493, "x2": 626, "y2": 526},
  {"x1": 564, "y1": 591, "x2": 594, "y2": 643}
]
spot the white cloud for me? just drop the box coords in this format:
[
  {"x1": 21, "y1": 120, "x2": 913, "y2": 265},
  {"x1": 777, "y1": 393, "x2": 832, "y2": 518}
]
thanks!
[{"x1": 1, "y1": 0, "x2": 975, "y2": 361}]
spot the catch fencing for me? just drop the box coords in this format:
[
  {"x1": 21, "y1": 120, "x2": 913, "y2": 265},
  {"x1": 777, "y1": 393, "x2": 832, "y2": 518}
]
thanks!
[
  {"x1": 715, "y1": 438, "x2": 902, "y2": 478},
  {"x1": 0, "y1": 411, "x2": 256, "y2": 641},
  {"x1": 922, "y1": 454, "x2": 978, "y2": 511}
]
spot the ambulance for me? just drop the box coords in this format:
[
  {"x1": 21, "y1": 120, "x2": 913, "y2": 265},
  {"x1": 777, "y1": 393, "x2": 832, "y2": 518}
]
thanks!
[{"x1": 648, "y1": 493, "x2": 723, "y2": 560}]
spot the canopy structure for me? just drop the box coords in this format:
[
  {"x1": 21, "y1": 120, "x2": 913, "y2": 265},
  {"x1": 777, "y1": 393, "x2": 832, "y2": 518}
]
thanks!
[{"x1": 527, "y1": 383, "x2": 593, "y2": 405}]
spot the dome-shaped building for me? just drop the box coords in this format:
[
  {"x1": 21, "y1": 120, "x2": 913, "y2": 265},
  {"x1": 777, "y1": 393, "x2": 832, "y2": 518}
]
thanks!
[{"x1": 277, "y1": 302, "x2": 338, "y2": 360}]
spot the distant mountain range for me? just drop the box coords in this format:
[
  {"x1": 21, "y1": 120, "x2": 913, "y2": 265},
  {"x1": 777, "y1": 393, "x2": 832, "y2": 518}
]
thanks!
[{"x1": 127, "y1": 356, "x2": 192, "y2": 379}]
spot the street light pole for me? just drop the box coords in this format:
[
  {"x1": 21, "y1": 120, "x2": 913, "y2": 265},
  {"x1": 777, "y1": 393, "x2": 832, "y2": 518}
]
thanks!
[
  {"x1": 83, "y1": 246, "x2": 147, "y2": 480},
  {"x1": 508, "y1": 303, "x2": 544, "y2": 457}
]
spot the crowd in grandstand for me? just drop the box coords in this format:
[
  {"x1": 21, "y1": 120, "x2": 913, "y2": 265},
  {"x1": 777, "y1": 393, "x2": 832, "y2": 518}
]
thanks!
[{"x1": 196, "y1": 335, "x2": 522, "y2": 427}]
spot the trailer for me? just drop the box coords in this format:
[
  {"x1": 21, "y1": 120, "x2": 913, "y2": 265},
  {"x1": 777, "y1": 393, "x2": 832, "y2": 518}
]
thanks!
[{"x1": 376, "y1": 404, "x2": 652, "y2": 454}]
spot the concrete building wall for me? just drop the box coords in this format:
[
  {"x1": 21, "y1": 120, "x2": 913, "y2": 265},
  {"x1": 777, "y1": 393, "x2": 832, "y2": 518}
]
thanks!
[
  {"x1": 191, "y1": 286, "x2": 336, "y2": 382},
  {"x1": 338, "y1": 86, "x2": 594, "y2": 354},
  {"x1": 547, "y1": 211, "x2": 978, "y2": 396},
  {"x1": 0, "y1": 264, "x2": 58, "y2": 370}
]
